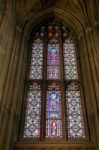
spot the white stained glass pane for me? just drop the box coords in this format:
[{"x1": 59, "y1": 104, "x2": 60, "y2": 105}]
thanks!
[
  {"x1": 66, "y1": 83, "x2": 85, "y2": 138},
  {"x1": 63, "y1": 40, "x2": 78, "y2": 80},
  {"x1": 23, "y1": 83, "x2": 41, "y2": 138},
  {"x1": 29, "y1": 38, "x2": 44, "y2": 79}
]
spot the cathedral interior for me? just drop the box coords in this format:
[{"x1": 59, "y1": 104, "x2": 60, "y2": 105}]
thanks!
[{"x1": 0, "y1": 0, "x2": 99, "y2": 150}]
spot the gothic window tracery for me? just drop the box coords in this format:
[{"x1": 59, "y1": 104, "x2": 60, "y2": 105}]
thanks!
[{"x1": 21, "y1": 20, "x2": 86, "y2": 141}]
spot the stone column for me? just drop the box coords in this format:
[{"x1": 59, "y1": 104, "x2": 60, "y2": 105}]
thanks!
[
  {"x1": 91, "y1": 22, "x2": 99, "y2": 108},
  {"x1": 0, "y1": 26, "x2": 22, "y2": 150},
  {"x1": 85, "y1": 26, "x2": 99, "y2": 148},
  {"x1": 77, "y1": 26, "x2": 99, "y2": 149},
  {"x1": 0, "y1": 0, "x2": 5, "y2": 24},
  {"x1": 9, "y1": 34, "x2": 29, "y2": 150},
  {"x1": 0, "y1": 0, "x2": 16, "y2": 121},
  {"x1": 77, "y1": 33, "x2": 95, "y2": 141}
]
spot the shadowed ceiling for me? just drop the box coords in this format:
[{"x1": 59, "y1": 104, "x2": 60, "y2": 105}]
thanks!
[{"x1": 15, "y1": 0, "x2": 98, "y2": 35}]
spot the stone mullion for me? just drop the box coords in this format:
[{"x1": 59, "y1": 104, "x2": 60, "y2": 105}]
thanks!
[
  {"x1": 41, "y1": 29, "x2": 47, "y2": 140},
  {"x1": 3, "y1": 33, "x2": 28, "y2": 150},
  {"x1": 59, "y1": 25, "x2": 66, "y2": 140},
  {"x1": 0, "y1": 27, "x2": 21, "y2": 150},
  {"x1": 77, "y1": 35, "x2": 95, "y2": 141}
]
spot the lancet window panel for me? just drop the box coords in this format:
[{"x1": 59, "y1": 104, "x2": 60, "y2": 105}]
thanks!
[
  {"x1": 47, "y1": 41, "x2": 60, "y2": 80},
  {"x1": 47, "y1": 23, "x2": 60, "y2": 80},
  {"x1": 66, "y1": 82, "x2": 85, "y2": 138},
  {"x1": 23, "y1": 83, "x2": 42, "y2": 138},
  {"x1": 63, "y1": 39, "x2": 79, "y2": 80},
  {"x1": 29, "y1": 36, "x2": 44, "y2": 80},
  {"x1": 46, "y1": 83, "x2": 62, "y2": 138}
]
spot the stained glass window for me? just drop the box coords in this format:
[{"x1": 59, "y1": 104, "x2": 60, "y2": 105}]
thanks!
[
  {"x1": 66, "y1": 82, "x2": 85, "y2": 138},
  {"x1": 47, "y1": 40, "x2": 60, "y2": 79},
  {"x1": 46, "y1": 83, "x2": 62, "y2": 138},
  {"x1": 23, "y1": 83, "x2": 41, "y2": 138},
  {"x1": 47, "y1": 24, "x2": 60, "y2": 80},
  {"x1": 63, "y1": 35, "x2": 78, "y2": 79},
  {"x1": 29, "y1": 38, "x2": 44, "y2": 80},
  {"x1": 22, "y1": 21, "x2": 86, "y2": 141}
]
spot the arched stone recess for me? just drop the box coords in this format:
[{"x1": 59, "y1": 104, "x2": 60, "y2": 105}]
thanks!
[{"x1": 7, "y1": 6, "x2": 98, "y2": 150}]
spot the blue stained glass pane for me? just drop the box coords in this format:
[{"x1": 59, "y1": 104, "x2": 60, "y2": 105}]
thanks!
[
  {"x1": 48, "y1": 46, "x2": 59, "y2": 65},
  {"x1": 48, "y1": 91, "x2": 61, "y2": 118}
]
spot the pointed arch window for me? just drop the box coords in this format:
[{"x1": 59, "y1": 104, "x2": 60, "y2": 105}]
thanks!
[{"x1": 20, "y1": 20, "x2": 86, "y2": 141}]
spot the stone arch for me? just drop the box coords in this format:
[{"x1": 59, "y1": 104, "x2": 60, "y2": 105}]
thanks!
[
  {"x1": 15, "y1": 7, "x2": 97, "y2": 150},
  {"x1": 21, "y1": 7, "x2": 84, "y2": 39}
]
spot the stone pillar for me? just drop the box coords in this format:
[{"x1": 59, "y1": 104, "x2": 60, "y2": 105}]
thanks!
[
  {"x1": 77, "y1": 26, "x2": 99, "y2": 149},
  {"x1": 91, "y1": 22, "x2": 99, "y2": 107},
  {"x1": 3, "y1": 31, "x2": 29, "y2": 150},
  {"x1": 0, "y1": 26, "x2": 21, "y2": 149},
  {"x1": 9, "y1": 34, "x2": 29, "y2": 150},
  {"x1": 0, "y1": 0, "x2": 5, "y2": 24},
  {"x1": 77, "y1": 34, "x2": 95, "y2": 142},
  {"x1": 85, "y1": 26, "x2": 99, "y2": 148},
  {"x1": 0, "y1": 0, "x2": 15, "y2": 117}
]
